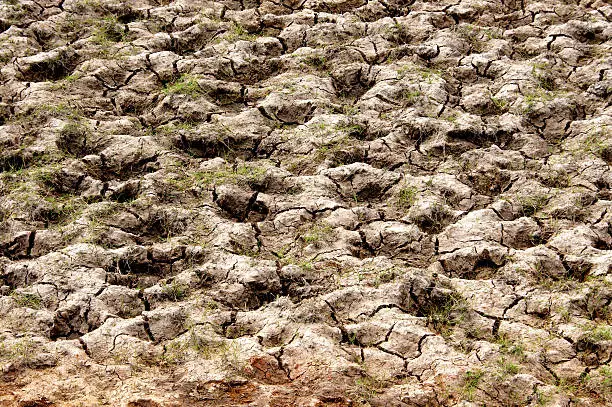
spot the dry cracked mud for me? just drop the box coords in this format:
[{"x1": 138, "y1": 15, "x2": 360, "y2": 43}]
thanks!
[{"x1": 0, "y1": 0, "x2": 611, "y2": 405}]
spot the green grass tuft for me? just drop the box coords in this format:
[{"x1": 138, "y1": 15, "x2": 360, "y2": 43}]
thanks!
[
  {"x1": 396, "y1": 186, "x2": 418, "y2": 209},
  {"x1": 163, "y1": 75, "x2": 203, "y2": 97},
  {"x1": 10, "y1": 292, "x2": 43, "y2": 309},
  {"x1": 463, "y1": 369, "x2": 484, "y2": 400}
]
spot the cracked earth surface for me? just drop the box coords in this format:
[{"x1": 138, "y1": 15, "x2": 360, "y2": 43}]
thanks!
[{"x1": 0, "y1": 0, "x2": 611, "y2": 405}]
